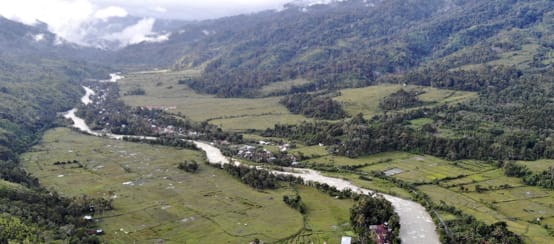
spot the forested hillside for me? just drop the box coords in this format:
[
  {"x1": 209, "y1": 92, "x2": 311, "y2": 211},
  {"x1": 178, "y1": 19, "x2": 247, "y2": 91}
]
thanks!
[
  {"x1": 156, "y1": 0, "x2": 553, "y2": 97},
  {"x1": 0, "y1": 17, "x2": 112, "y2": 242}
]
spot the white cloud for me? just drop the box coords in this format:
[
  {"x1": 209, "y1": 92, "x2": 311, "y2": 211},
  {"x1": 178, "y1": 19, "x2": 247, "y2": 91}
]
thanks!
[
  {"x1": 94, "y1": 6, "x2": 128, "y2": 21},
  {"x1": 0, "y1": 0, "x2": 301, "y2": 47},
  {"x1": 102, "y1": 18, "x2": 170, "y2": 47},
  {"x1": 33, "y1": 33, "x2": 45, "y2": 42},
  {"x1": 0, "y1": 0, "x2": 94, "y2": 26},
  {"x1": 90, "y1": 0, "x2": 292, "y2": 20},
  {"x1": 153, "y1": 6, "x2": 167, "y2": 13},
  {"x1": 0, "y1": 0, "x2": 171, "y2": 48}
]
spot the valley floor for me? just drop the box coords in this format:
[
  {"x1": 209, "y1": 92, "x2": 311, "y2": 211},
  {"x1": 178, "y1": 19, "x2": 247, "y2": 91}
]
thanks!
[{"x1": 21, "y1": 128, "x2": 354, "y2": 243}]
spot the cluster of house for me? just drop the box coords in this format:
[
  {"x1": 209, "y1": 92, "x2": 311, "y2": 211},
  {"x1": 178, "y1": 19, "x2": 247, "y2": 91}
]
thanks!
[
  {"x1": 149, "y1": 124, "x2": 177, "y2": 134},
  {"x1": 340, "y1": 222, "x2": 392, "y2": 244},
  {"x1": 369, "y1": 222, "x2": 393, "y2": 244},
  {"x1": 82, "y1": 205, "x2": 105, "y2": 236},
  {"x1": 143, "y1": 105, "x2": 177, "y2": 111},
  {"x1": 234, "y1": 141, "x2": 299, "y2": 166},
  {"x1": 237, "y1": 144, "x2": 275, "y2": 163}
]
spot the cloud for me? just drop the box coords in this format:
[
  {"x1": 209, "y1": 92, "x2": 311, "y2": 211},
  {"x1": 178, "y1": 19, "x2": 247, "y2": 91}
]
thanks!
[
  {"x1": 94, "y1": 6, "x2": 128, "y2": 21},
  {"x1": 0, "y1": 0, "x2": 94, "y2": 26},
  {"x1": 0, "y1": 0, "x2": 301, "y2": 47},
  {"x1": 153, "y1": 6, "x2": 167, "y2": 13},
  {"x1": 90, "y1": 0, "x2": 292, "y2": 20},
  {"x1": 0, "y1": 0, "x2": 170, "y2": 48},
  {"x1": 102, "y1": 18, "x2": 170, "y2": 47},
  {"x1": 33, "y1": 33, "x2": 45, "y2": 42}
]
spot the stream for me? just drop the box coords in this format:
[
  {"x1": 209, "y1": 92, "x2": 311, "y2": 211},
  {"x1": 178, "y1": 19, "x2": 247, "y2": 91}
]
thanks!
[{"x1": 64, "y1": 84, "x2": 440, "y2": 244}]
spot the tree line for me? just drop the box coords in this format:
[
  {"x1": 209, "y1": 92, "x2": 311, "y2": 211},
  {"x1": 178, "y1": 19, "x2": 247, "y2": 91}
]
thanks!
[
  {"x1": 263, "y1": 67, "x2": 554, "y2": 162},
  {"x1": 280, "y1": 93, "x2": 347, "y2": 120},
  {"x1": 379, "y1": 88, "x2": 425, "y2": 111},
  {"x1": 78, "y1": 82, "x2": 243, "y2": 144},
  {"x1": 207, "y1": 163, "x2": 304, "y2": 190}
]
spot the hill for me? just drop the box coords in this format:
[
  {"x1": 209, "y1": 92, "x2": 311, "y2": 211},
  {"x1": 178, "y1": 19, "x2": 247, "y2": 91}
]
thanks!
[
  {"x1": 0, "y1": 17, "x2": 114, "y2": 243},
  {"x1": 128, "y1": 0, "x2": 553, "y2": 97}
]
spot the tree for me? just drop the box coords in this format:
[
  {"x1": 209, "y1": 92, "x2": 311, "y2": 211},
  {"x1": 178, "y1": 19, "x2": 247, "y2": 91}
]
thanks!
[
  {"x1": 178, "y1": 160, "x2": 199, "y2": 173},
  {"x1": 350, "y1": 194, "x2": 399, "y2": 244}
]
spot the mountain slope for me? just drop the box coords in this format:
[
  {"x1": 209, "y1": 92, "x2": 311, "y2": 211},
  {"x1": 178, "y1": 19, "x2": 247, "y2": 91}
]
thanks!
[
  {"x1": 139, "y1": 0, "x2": 553, "y2": 97},
  {"x1": 0, "y1": 16, "x2": 114, "y2": 242},
  {"x1": 0, "y1": 15, "x2": 115, "y2": 163}
]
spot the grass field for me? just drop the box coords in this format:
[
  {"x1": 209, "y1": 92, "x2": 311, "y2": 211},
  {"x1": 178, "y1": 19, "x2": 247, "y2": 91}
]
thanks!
[
  {"x1": 295, "y1": 149, "x2": 554, "y2": 243},
  {"x1": 281, "y1": 185, "x2": 354, "y2": 243},
  {"x1": 0, "y1": 179, "x2": 29, "y2": 192},
  {"x1": 303, "y1": 151, "x2": 419, "y2": 167},
  {"x1": 258, "y1": 79, "x2": 312, "y2": 96},
  {"x1": 517, "y1": 159, "x2": 553, "y2": 173},
  {"x1": 118, "y1": 71, "x2": 310, "y2": 131},
  {"x1": 118, "y1": 71, "x2": 476, "y2": 131},
  {"x1": 334, "y1": 84, "x2": 477, "y2": 119},
  {"x1": 458, "y1": 43, "x2": 553, "y2": 71},
  {"x1": 20, "y1": 128, "x2": 354, "y2": 243},
  {"x1": 21, "y1": 128, "x2": 304, "y2": 243}
]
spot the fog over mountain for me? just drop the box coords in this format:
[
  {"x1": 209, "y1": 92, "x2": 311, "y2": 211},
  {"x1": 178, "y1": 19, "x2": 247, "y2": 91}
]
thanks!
[{"x1": 0, "y1": 0, "x2": 304, "y2": 49}]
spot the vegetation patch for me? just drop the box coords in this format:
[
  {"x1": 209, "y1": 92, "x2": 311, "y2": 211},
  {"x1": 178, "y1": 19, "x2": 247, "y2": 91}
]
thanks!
[
  {"x1": 21, "y1": 128, "x2": 305, "y2": 243},
  {"x1": 379, "y1": 89, "x2": 425, "y2": 111},
  {"x1": 118, "y1": 71, "x2": 309, "y2": 131},
  {"x1": 258, "y1": 79, "x2": 313, "y2": 96},
  {"x1": 334, "y1": 84, "x2": 476, "y2": 118},
  {"x1": 280, "y1": 93, "x2": 347, "y2": 120}
]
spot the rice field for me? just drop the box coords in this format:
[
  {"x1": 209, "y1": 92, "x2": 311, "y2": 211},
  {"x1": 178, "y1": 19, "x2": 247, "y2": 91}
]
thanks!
[{"x1": 20, "y1": 128, "x2": 354, "y2": 243}]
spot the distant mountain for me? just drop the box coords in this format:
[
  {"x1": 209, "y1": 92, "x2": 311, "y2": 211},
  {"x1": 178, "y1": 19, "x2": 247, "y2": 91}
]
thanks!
[
  {"x1": 0, "y1": 16, "x2": 67, "y2": 55},
  {"x1": 0, "y1": 16, "x2": 109, "y2": 62},
  {"x1": 116, "y1": 0, "x2": 552, "y2": 97},
  {"x1": 65, "y1": 16, "x2": 188, "y2": 50}
]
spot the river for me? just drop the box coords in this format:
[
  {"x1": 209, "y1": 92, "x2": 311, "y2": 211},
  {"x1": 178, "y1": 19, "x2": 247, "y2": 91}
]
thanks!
[{"x1": 64, "y1": 85, "x2": 440, "y2": 244}]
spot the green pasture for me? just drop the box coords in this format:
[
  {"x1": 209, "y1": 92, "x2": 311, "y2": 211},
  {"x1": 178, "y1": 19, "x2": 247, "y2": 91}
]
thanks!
[
  {"x1": 334, "y1": 84, "x2": 477, "y2": 119},
  {"x1": 280, "y1": 185, "x2": 354, "y2": 243},
  {"x1": 302, "y1": 150, "x2": 554, "y2": 243},
  {"x1": 21, "y1": 128, "x2": 305, "y2": 243},
  {"x1": 118, "y1": 71, "x2": 310, "y2": 131},
  {"x1": 258, "y1": 79, "x2": 312, "y2": 96},
  {"x1": 20, "y1": 128, "x2": 359, "y2": 243},
  {"x1": 517, "y1": 159, "x2": 553, "y2": 173}
]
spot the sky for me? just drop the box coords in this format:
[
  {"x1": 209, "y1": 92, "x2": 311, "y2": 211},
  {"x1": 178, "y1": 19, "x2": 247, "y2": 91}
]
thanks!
[{"x1": 0, "y1": 0, "x2": 293, "y2": 47}]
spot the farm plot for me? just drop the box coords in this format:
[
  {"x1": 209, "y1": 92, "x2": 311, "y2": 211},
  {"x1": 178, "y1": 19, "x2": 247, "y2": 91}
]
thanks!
[{"x1": 21, "y1": 128, "x2": 305, "y2": 243}]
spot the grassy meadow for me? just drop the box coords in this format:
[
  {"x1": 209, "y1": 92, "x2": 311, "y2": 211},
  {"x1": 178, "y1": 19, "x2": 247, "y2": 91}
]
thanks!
[
  {"x1": 334, "y1": 84, "x2": 477, "y2": 119},
  {"x1": 114, "y1": 69, "x2": 551, "y2": 243},
  {"x1": 118, "y1": 71, "x2": 477, "y2": 131},
  {"x1": 280, "y1": 185, "x2": 355, "y2": 243},
  {"x1": 291, "y1": 148, "x2": 554, "y2": 243},
  {"x1": 517, "y1": 159, "x2": 554, "y2": 173},
  {"x1": 20, "y1": 128, "x2": 353, "y2": 243},
  {"x1": 118, "y1": 70, "x2": 310, "y2": 132},
  {"x1": 258, "y1": 79, "x2": 312, "y2": 96}
]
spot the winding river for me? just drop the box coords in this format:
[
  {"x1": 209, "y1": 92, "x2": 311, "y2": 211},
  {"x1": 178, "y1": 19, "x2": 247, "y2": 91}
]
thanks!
[{"x1": 64, "y1": 85, "x2": 440, "y2": 244}]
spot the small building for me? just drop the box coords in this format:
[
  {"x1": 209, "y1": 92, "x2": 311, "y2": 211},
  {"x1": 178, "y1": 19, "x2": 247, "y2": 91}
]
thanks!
[
  {"x1": 83, "y1": 215, "x2": 93, "y2": 221},
  {"x1": 370, "y1": 224, "x2": 389, "y2": 244},
  {"x1": 86, "y1": 229, "x2": 104, "y2": 235},
  {"x1": 279, "y1": 143, "x2": 290, "y2": 152},
  {"x1": 341, "y1": 236, "x2": 352, "y2": 244}
]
